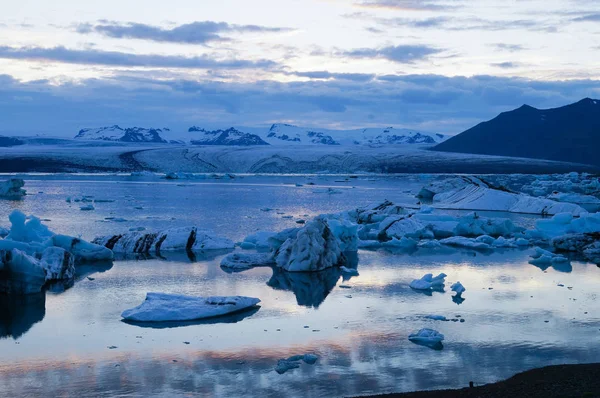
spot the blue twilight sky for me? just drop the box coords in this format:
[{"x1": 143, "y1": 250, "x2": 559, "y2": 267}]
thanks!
[{"x1": 1, "y1": 0, "x2": 600, "y2": 136}]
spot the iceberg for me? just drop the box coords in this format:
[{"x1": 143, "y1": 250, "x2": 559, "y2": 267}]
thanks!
[
  {"x1": 425, "y1": 177, "x2": 587, "y2": 216},
  {"x1": 439, "y1": 236, "x2": 492, "y2": 250},
  {"x1": 275, "y1": 354, "x2": 318, "y2": 374},
  {"x1": 529, "y1": 247, "x2": 569, "y2": 266},
  {"x1": 0, "y1": 210, "x2": 112, "y2": 294},
  {"x1": 94, "y1": 227, "x2": 235, "y2": 255},
  {"x1": 274, "y1": 218, "x2": 346, "y2": 272},
  {"x1": 450, "y1": 281, "x2": 465, "y2": 296},
  {"x1": 409, "y1": 273, "x2": 446, "y2": 290},
  {"x1": 0, "y1": 179, "x2": 26, "y2": 199},
  {"x1": 220, "y1": 252, "x2": 274, "y2": 271},
  {"x1": 121, "y1": 293, "x2": 261, "y2": 322},
  {"x1": 408, "y1": 328, "x2": 444, "y2": 349}
]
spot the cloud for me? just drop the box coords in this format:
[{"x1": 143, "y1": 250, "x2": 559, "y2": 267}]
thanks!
[
  {"x1": 490, "y1": 62, "x2": 520, "y2": 68},
  {"x1": 75, "y1": 20, "x2": 294, "y2": 45},
  {"x1": 286, "y1": 70, "x2": 375, "y2": 81},
  {"x1": 0, "y1": 46, "x2": 277, "y2": 69},
  {"x1": 491, "y1": 43, "x2": 526, "y2": 52},
  {"x1": 352, "y1": 14, "x2": 559, "y2": 33},
  {"x1": 572, "y1": 13, "x2": 600, "y2": 22},
  {"x1": 342, "y1": 44, "x2": 442, "y2": 63},
  {"x1": 2, "y1": 72, "x2": 599, "y2": 136},
  {"x1": 355, "y1": 0, "x2": 461, "y2": 11}
]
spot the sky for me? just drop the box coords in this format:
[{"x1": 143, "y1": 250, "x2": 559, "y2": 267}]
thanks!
[{"x1": 1, "y1": 0, "x2": 600, "y2": 136}]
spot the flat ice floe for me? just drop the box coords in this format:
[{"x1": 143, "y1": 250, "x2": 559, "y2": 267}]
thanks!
[
  {"x1": 94, "y1": 226, "x2": 235, "y2": 255},
  {"x1": 422, "y1": 176, "x2": 587, "y2": 216},
  {"x1": 121, "y1": 293, "x2": 261, "y2": 322},
  {"x1": 220, "y1": 252, "x2": 274, "y2": 271}
]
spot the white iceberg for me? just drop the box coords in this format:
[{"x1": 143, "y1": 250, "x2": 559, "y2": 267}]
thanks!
[
  {"x1": 409, "y1": 273, "x2": 446, "y2": 290},
  {"x1": 94, "y1": 227, "x2": 234, "y2": 254},
  {"x1": 274, "y1": 218, "x2": 346, "y2": 272},
  {"x1": 427, "y1": 177, "x2": 587, "y2": 216},
  {"x1": 0, "y1": 179, "x2": 26, "y2": 199},
  {"x1": 408, "y1": 328, "x2": 444, "y2": 347},
  {"x1": 121, "y1": 293, "x2": 261, "y2": 322}
]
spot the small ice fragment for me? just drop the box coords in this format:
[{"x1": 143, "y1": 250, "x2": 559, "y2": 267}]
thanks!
[{"x1": 450, "y1": 281, "x2": 465, "y2": 296}]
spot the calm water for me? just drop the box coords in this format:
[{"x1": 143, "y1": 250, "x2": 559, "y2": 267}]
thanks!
[{"x1": 0, "y1": 174, "x2": 598, "y2": 397}]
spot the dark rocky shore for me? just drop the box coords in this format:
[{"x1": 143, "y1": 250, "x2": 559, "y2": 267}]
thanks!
[{"x1": 359, "y1": 363, "x2": 600, "y2": 398}]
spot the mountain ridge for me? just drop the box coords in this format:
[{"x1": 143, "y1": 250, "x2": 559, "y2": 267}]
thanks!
[{"x1": 433, "y1": 98, "x2": 600, "y2": 166}]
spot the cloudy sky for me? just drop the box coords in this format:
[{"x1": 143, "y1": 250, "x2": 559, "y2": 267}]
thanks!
[{"x1": 1, "y1": 0, "x2": 600, "y2": 136}]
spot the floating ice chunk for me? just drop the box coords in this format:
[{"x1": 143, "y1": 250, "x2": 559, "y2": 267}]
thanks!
[
  {"x1": 535, "y1": 212, "x2": 600, "y2": 238},
  {"x1": 408, "y1": 328, "x2": 444, "y2": 348},
  {"x1": 50, "y1": 235, "x2": 113, "y2": 262},
  {"x1": 417, "y1": 240, "x2": 444, "y2": 249},
  {"x1": 529, "y1": 247, "x2": 569, "y2": 266},
  {"x1": 382, "y1": 237, "x2": 418, "y2": 250},
  {"x1": 492, "y1": 236, "x2": 517, "y2": 248},
  {"x1": 450, "y1": 281, "x2": 465, "y2": 296},
  {"x1": 439, "y1": 236, "x2": 492, "y2": 250},
  {"x1": 80, "y1": 204, "x2": 94, "y2": 211},
  {"x1": 0, "y1": 246, "x2": 75, "y2": 294},
  {"x1": 454, "y1": 213, "x2": 521, "y2": 237},
  {"x1": 547, "y1": 192, "x2": 600, "y2": 205},
  {"x1": 275, "y1": 359, "x2": 300, "y2": 374},
  {"x1": 410, "y1": 273, "x2": 446, "y2": 290},
  {"x1": 274, "y1": 218, "x2": 345, "y2": 272},
  {"x1": 275, "y1": 354, "x2": 318, "y2": 374},
  {"x1": 0, "y1": 179, "x2": 26, "y2": 199},
  {"x1": 515, "y1": 238, "x2": 530, "y2": 246},
  {"x1": 424, "y1": 315, "x2": 447, "y2": 321},
  {"x1": 325, "y1": 217, "x2": 358, "y2": 252},
  {"x1": 121, "y1": 293, "x2": 261, "y2": 322},
  {"x1": 39, "y1": 247, "x2": 75, "y2": 281},
  {"x1": 5, "y1": 211, "x2": 53, "y2": 243},
  {"x1": 340, "y1": 266, "x2": 359, "y2": 275},
  {"x1": 0, "y1": 249, "x2": 47, "y2": 294},
  {"x1": 220, "y1": 252, "x2": 274, "y2": 270},
  {"x1": 94, "y1": 227, "x2": 234, "y2": 255}
]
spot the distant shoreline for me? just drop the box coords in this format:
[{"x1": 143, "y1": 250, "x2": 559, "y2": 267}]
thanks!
[{"x1": 357, "y1": 363, "x2": 600, "y2": 398}]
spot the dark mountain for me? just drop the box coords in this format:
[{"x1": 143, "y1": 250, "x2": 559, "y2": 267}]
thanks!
[
  {"x1": 0, "y1": 136, "x2": 24, "y2": 147},
  {"x1": 189, "y1": 127, "x2": 269, "y2": 146},
  {"x1": 433, "y1": 98, "x2": 600, "y2": 166}
]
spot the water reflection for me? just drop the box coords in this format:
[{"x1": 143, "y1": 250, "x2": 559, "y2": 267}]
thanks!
[
  {"x1": 267, "y1": 267, "x2": 342, "y2": 308},
  {"x1": 0, "y1": 293, "x2": 45, "y2": 339},
  {"x1": 112, "y1": 249, "x2": 232, "y2": 263}
]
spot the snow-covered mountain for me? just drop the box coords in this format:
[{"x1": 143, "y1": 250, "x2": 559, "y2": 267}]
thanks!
[
  {"x1": 74, "y1": 125, "x2": 169, "y2": 143},
  {"x1": 73, "y1": 123, "x2": 445, "y2": 147},
  {"x1": 260, "y1": 124, "x2": 445, "y2": 146},
  {"x1": 188, "y1": 127, "x2": 268, "y2": 146},
  {"x1": 183, "y1": 124, "x2": 444, "y2": 146}
]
